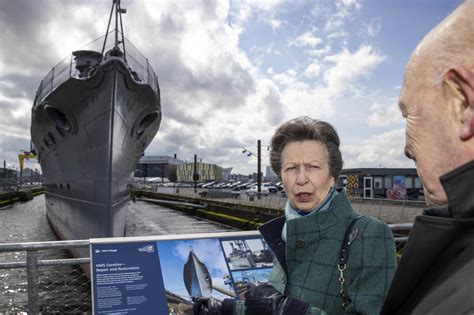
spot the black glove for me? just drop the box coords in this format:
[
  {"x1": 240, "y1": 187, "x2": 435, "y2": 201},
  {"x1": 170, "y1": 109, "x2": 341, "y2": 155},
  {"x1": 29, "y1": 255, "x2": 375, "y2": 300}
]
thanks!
[
  {"x1": 244, "y1": 284, "x2": 310, "y2": 315},
  {"x1": 193, "y1": 297, "x2": 234, "y2": 315}
]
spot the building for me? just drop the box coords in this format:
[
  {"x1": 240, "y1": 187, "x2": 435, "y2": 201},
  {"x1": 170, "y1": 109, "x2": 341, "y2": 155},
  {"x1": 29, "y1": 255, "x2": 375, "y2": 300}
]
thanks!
[
  {"x1": 249, "y1": 172, "x2": 264, "y2": 181},
  {"x1": 228, "y1": 173, "x2": 251, "y2": 181},
  {"x1": 0, "y1": 168, "x2": 18, "y2": 178},
  {"x1": 222, "y1": 167, "x2": 233, "y2": 180},
  {"x1": 176, "y1": 162, "x2": 224, "y2": 182},
  {"x1": 338, "y1": 168, "x2": 422, "y2": 200},
  {"x1": 265, "y1": 165, "x2": 278, "y2": 181},
  {"x1": 135, "y1": 155, "x2": 184, "y2": 182}
]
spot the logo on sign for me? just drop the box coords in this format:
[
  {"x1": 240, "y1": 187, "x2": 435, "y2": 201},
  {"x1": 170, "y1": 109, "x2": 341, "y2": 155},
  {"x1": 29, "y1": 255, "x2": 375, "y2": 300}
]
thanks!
[{"x1": 138, "y1": 244, "x2": 155, "y2": 253}]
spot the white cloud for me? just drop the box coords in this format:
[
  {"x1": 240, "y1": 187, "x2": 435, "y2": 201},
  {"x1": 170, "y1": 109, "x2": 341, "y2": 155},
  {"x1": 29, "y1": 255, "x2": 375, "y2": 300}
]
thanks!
[
  {"x1": 289, "y1": 32, "x2": 323, "y2": 48},
  {"x1": 366, "y1": 101, "x2": 403, "y2": 127},
  {"x1": 367, "y1": 17, "x2": 382, "y2": 37},
  {"x1": 271, "y1": 69, "x2": 299, "y2": 86},
  {"x1": 323, "y1": 45, "x2": 385, "y2": 95},
  {"x1": 343, "y1": 129, "x2": 413, "y2": 168},
  {"x1": 340, "y1": 0, "x2": 361, "y2": 10},
  {"x1": 324, "y1": 0, "x2": 362, "y2": 32},
  {"x1": 304, "y1": 63, "x2": 321, "y2": 77},
  {"x1": 305, "y1": 45, "x2": 332, "y2": 57},
  {"x1": 327, "y1": 31, "x2": 349, "y2": 39},
  {"x1": 229, "y1": 0, "x2": 283, "y2": 30}
]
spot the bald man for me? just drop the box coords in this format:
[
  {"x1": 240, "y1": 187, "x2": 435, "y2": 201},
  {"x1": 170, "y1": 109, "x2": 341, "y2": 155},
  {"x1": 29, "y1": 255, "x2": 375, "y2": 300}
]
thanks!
[{"x1": 381, "y1": 1, "x2": 474, "y2": 314}]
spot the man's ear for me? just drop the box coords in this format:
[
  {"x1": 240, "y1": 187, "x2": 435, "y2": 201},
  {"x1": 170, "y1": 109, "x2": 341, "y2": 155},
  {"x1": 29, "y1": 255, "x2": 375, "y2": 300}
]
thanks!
[{"x1": 443, "y1": 65, "x2": 474, "y2": 141}]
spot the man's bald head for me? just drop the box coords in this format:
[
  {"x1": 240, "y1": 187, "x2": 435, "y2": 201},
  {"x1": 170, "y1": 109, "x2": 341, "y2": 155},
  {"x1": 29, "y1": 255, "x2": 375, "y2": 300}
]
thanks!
[
  {"x1": 399, "y1": 0, "x2": 474, "y2": 206},
  {"x1": 405, "y1": 0, "x2": 474, "y2": 88}
]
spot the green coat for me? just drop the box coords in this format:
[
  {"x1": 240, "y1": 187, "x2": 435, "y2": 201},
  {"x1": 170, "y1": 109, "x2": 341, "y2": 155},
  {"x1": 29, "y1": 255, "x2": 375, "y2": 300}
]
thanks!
[{"x1": 235, "y1": 191, "x2": 396, "y2": 315}]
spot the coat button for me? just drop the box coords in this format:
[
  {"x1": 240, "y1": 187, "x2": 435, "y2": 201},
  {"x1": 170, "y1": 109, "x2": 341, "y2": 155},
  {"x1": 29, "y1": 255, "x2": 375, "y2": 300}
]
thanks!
[{"x1": 295, "y1": 239, "x2": 305, "y2": 248}]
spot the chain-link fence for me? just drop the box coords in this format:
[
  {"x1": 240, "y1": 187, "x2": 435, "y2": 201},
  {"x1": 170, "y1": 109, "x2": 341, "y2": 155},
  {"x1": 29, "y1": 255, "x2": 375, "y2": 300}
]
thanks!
[{"x1": 0, "y1": 241, "x2": 91, "y2": 314}]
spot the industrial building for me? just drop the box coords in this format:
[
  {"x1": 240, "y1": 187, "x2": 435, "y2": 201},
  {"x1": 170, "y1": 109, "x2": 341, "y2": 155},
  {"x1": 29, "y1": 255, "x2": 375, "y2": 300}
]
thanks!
[
  {"x1": 134, "y1": 155, "x2": 184, "y2": 182},
  {"x1": 338, "y1": 168, "x2": 422, "y2": 200},
  {"x1": 176, "y1": 162, "x2": 224, "y2": 182}
]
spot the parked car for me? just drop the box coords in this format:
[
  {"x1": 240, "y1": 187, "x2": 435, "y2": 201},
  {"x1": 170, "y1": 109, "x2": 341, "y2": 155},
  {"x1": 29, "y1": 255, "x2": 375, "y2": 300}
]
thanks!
[
  {"x1": 262, "y1": 183, "x2": 278, "y2": 193},
  {"x1": 175, "y1": 182, "x2": 192, "y2": 188},
  {"x1": 274, "y1": 182, "x2": 284, "y2": 191},
  {"x1": 246, "y1": 185, "x2": 270, "y2": 196},
  {"x1": 201, "y1": 181, "x2": 217, "y2": 188}
]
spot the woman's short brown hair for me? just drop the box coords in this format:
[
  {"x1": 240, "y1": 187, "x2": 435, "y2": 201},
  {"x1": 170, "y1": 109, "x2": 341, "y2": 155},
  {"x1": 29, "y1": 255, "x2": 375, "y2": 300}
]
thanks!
[{"x1": 270, "y1": 116, "x2": 343, "y2": 179}]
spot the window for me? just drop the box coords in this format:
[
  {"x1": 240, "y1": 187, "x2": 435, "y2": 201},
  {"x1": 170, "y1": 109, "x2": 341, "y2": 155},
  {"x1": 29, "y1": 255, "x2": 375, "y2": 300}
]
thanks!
[
  {"x1": 384, "y1": 177, "x2": 393, "y2": 188},
  {"x1": 364, "y1": 178, "x2": 372, "y2": 188},
  {"x1": 415, "y1": 177, "x2": 422, "y2": 188},
  {"x1": 374, "y1": 177, "x2": 383, "y2": 189}
]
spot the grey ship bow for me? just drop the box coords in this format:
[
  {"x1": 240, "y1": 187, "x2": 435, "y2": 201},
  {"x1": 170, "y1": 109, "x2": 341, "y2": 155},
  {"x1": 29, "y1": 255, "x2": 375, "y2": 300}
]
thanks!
[{"x1": 30, "y1": 0, "x2": 161, "y2": 258}]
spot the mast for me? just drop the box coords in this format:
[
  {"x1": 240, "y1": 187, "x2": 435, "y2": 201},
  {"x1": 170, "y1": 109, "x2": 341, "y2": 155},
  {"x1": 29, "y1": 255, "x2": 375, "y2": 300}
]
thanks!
[{"x1": 101, "y1": 0, "x2": 127, "y2": 62}]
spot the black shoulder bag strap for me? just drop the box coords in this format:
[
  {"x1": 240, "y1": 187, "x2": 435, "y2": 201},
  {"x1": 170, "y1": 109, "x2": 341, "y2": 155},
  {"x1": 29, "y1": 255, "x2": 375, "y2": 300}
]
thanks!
[{"x1": 338, "y1": 215, "x2": 364, "y2": 310}]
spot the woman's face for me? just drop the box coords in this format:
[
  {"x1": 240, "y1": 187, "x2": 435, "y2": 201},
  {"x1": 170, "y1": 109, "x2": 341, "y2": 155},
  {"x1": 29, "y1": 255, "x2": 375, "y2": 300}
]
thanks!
[{"x1": 281, "y1": 140, "x2": 335, "y2": 212}]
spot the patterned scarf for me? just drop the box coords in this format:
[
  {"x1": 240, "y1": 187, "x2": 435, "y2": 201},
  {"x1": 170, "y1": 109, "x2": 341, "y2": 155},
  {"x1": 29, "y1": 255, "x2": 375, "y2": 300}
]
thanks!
[{"x1": 281, "y1": 187, "x2": 338, "y2": 242}]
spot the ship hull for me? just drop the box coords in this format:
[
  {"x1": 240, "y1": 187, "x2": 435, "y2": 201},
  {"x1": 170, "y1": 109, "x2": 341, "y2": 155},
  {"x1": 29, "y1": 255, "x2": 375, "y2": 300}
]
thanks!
[{"x1": 31, "y1": 57, "x2": 161, "y2": 259}]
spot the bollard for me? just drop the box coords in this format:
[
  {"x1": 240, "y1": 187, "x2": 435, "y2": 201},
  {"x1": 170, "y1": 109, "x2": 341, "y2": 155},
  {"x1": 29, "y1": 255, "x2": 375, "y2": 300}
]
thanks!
[{"x1": 27, "y1": 250, "x2": 39, "y2": 315}]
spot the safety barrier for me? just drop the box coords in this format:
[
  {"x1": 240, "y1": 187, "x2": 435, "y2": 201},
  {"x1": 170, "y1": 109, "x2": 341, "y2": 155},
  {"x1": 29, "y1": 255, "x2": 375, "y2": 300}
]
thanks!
[
  {"x1": 0, "y1": 226, "x2": 411, "y2": 314},
  {"x1": 152, "y1": 186, "x2": 425, "y2": 224}
]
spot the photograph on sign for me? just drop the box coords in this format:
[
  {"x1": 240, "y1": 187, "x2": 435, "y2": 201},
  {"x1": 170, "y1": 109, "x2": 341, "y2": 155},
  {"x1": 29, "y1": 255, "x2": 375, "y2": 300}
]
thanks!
[
  {"x1": 156, "y1": 238, "x2": 234, "y2": 314},
  {"x1": 220, "y1": 237, "x2": 274, "y2": 270},
  {"x1": 230, "y1": 268, "x2": 273, "y2": 299}
]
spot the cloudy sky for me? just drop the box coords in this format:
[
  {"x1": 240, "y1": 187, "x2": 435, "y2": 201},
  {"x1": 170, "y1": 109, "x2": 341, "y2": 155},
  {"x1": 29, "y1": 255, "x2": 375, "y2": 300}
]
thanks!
[{"x1": 0, "y1": 0, "x2": 463, "y2": 175}]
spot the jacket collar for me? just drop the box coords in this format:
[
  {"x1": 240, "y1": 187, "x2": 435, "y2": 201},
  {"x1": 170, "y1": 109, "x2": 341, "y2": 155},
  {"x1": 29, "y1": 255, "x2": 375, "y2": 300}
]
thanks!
[
  {"x1": 258, "y1": 216, "x2": 287, "y2": 274},
  {"x1": 440, "y1": 160, "x2": 474, "y2": 218},
  {"x1": 257, "y1": 190, "x2": 357, "y2": 275}
]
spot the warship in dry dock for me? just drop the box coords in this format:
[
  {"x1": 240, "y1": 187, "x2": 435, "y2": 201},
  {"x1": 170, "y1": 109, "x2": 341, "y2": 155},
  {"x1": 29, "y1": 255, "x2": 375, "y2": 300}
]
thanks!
[{"x1": 30, "y1": 0, "x2": 161, "y2": 259}]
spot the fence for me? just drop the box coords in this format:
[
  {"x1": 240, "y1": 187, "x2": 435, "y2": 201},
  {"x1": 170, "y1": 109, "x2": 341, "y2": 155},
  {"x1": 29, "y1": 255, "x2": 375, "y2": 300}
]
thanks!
[
  {"x1": 0, "y1": 240, "x2": 91, "y2": 314},
  {"x1": 0, "y1": 227, "x2": 411, "y2": 314},
  {"x1": 153, "y1": 186, "x2": 426, "y2": 224},
  {"x1": 0, "y1": 175, "x2": 43, "y2": 193}
]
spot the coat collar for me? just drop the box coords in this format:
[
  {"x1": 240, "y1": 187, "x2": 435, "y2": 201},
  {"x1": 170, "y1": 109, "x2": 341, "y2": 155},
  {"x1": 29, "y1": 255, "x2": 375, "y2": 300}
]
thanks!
[
  {"x1": 258, "y1": 216, "x2": 287, "y2": 274},
  {"x1": 258, "y1": 190, "x2": 358, "y2": 275},
  {"x1": 439, "y1": 160, "x2": 474, "y2": 218}
]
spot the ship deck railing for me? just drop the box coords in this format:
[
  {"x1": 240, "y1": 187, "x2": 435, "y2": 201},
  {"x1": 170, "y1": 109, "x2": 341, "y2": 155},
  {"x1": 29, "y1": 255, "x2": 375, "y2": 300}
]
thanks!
[
  {"x1": 0, "y1": 226, "x2": 411, "y2": 314},
  {"x1": 33, "y1": 30, "x2": 159, "y2": 107}
]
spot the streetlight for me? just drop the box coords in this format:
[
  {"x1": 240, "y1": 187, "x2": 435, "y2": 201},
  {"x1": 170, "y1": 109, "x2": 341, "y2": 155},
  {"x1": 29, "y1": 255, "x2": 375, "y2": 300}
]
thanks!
[
  {"x1": 242, "y1": 140, "x2": 263, "y2": 197},
  {"x1": 193, "y1": 154, "x2": 198, "y2": 193}
]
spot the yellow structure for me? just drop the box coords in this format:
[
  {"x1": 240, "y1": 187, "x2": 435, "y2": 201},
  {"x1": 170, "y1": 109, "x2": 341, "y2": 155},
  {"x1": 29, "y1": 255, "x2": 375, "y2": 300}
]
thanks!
[
  {"x1": 18, "y1": 151, "x2": 38, "y2": 178},
  {"x1": 176, "y1": 162, "x2": 223, "y2": 182}
]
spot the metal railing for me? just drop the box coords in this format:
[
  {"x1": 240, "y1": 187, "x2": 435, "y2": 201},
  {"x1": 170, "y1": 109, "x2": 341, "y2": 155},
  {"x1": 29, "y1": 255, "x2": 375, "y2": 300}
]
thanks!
[
  {"x1": 0, "y1": 240, "x2": 91, "y2": 314},
  {"x1": 149, "y1": 186, "x2": 425, "y2": 224},
  {"x1": 33, "y1": 31, "x2": 159, "y2": 108},
  {"x1": 0, "y1": 175, "x2": 43, "y2": 192},
  {"x1": 0, "y1": 224, "x2": 411, "y2": 314}
]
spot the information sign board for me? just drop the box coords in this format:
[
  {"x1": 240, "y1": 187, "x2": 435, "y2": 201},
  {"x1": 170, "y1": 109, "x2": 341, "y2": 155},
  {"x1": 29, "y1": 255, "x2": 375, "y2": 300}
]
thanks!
[{"x1": 90, "y1": 231, "x2": 274, "y2": 314}]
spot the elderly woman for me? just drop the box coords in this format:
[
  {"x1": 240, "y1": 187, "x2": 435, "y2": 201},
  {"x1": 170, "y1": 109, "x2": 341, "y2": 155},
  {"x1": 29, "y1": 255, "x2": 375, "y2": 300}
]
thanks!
[{"x1": 196, "y1": 117, "x2": 397, "y2": 315}]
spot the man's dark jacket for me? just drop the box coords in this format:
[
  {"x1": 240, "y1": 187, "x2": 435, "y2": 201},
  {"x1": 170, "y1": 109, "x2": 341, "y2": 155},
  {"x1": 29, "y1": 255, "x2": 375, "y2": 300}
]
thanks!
[{"x1": 381, "y1": 160, "x2": 474, "y2": 314}]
